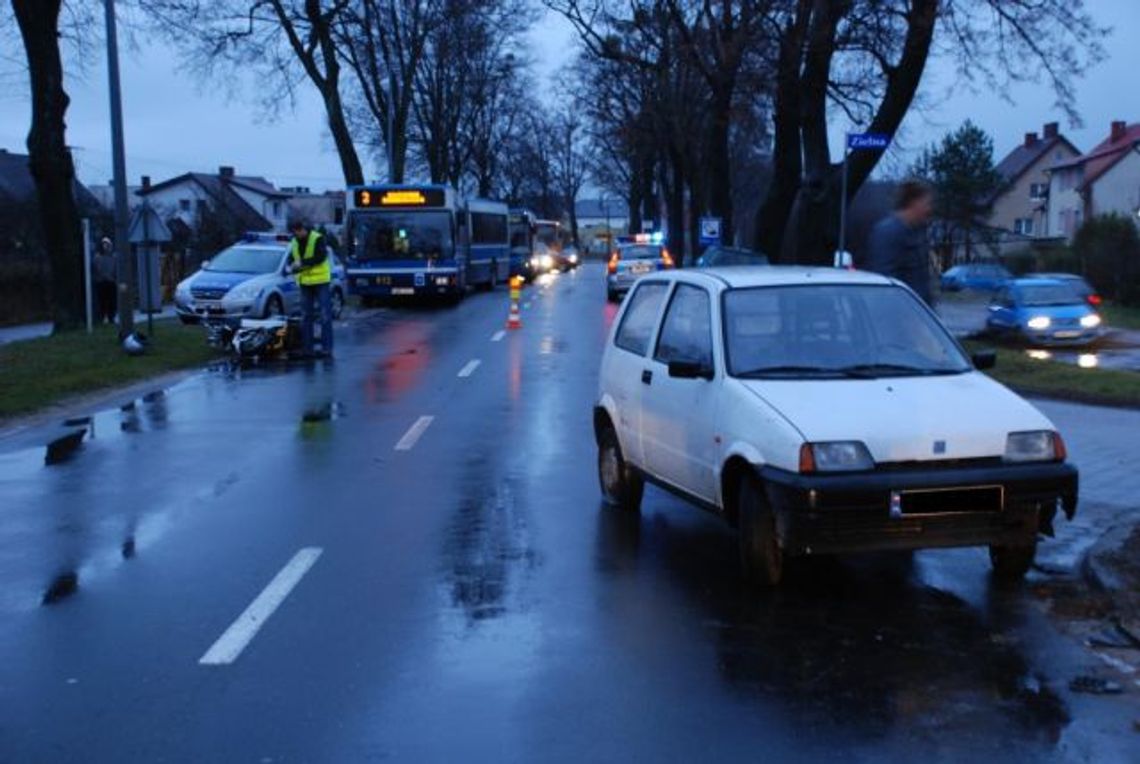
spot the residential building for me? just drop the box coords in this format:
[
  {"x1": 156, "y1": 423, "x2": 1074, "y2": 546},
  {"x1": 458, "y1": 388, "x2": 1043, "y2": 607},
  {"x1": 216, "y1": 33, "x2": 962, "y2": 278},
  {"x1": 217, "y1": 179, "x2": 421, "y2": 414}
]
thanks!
[
  {"x1": 985, "y1": 122, "x2": 1081, "y2": 238},
  {"x1": 1047, "y1": 121, "x2": 1140, "y2": 240},
  {"x1": 283, "y1": 187, "x2": 346, "y2": 234},
  {"x1": 137, "y1": 166, "x2": 289, "y2": 233}
]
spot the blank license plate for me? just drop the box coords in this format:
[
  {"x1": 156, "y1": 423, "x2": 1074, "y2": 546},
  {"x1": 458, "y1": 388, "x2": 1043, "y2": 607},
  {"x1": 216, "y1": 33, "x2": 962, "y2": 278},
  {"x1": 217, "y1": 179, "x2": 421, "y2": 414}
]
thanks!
[
  {"x1": 392, "y1": 287, "x2": 415, "y2": 295},
  {"x1": 631, "y1": 263, "x2": 651, "y2": 274}
]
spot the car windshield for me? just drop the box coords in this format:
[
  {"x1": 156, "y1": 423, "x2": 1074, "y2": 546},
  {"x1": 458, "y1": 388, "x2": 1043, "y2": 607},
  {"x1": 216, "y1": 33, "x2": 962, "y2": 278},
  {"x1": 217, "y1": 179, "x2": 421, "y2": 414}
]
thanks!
[
  {"x1": 351, "y1": 211, "x2": 453, "y2": 261},
  {"x1": 724, "y1": 284, "x2": 972, "y2": 378},
  {"x1": 704, "y1": 247, "x2": 769, "y2": 266},
  {"x1": 620, "y1": 245, "x2": 662, "y2": 260},
  {"x1": 205, "y1": 246, "x2": 283, "y2": 274},
  {"x1": 1018, "y1": 284, "x2": 1082, "y2": 306}
]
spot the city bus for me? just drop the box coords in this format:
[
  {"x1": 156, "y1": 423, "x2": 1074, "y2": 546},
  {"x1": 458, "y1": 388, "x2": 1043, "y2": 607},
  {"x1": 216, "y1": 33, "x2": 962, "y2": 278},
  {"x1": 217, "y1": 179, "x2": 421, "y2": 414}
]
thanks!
[
  {"x1": 345, "y1": 184, "x2": 509, "y2": 301},
  {"x1": 508, "y1": 208, "x2": 537, "y2": 280}
]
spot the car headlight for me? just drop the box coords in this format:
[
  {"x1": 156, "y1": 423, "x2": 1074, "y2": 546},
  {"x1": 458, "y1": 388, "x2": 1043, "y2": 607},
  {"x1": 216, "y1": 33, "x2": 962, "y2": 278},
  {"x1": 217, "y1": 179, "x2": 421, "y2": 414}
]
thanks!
[
  {"x1": 1026, "y1": 316, "x2": 1051, "y2": 330},
  {"x1": 569, "y1": 253, "x2": 579, "y2": 263},
  {"x1": 228, "y1": 283, "x2": 262, "y2": 301},
  {"x1": 799, "y1": 441, "x2": 875, "y2": 473},
  {"x1": 175, "y1": 281, "x2": 191, "y2": 300},
  {"x1": 1004, "y1": 430, "x2": 1063, "y2": 463},
  {"x1": 1080, "y1": 313, "x2": 1101, "y2": 328},
  {"x1": 540, "y1": 255, "x2": 553, "y2": 269}
]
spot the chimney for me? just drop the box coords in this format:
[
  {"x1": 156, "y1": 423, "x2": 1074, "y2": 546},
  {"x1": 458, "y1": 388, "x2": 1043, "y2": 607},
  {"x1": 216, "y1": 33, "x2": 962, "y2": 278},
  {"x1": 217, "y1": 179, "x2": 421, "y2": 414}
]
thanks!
[
  {"x1": 141, "y1": 175, "x2": 151, "y2": 190},
  {"x1": 1024, "y1": 132, "x2": 1039, "y2": 148},
  {"x1": 1111, "y1": 121, "x2": 1127, "y2": 143},
  {"x1": 219, "y1": 165, "x2": 235, "y2": 178},
  {"x1": 1043, "y1": 122, "x2": 1059, "y2": 139}
]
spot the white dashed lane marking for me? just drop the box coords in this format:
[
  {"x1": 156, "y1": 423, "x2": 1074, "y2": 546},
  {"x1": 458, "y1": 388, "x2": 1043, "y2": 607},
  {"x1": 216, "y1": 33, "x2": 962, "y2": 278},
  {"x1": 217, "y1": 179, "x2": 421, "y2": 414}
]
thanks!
[
  {"x1": 395, "y1": 416, "x2": 434, "y2": 451},
  {"x1": 458, "y1": 360, "x2": 481, "y2": 378},
  {"x1": 491, "y1": 330, "x2": 506, "y2": 342},
  {"x1": 199, "y1": 547, "x2": 323, "y2": 666}
]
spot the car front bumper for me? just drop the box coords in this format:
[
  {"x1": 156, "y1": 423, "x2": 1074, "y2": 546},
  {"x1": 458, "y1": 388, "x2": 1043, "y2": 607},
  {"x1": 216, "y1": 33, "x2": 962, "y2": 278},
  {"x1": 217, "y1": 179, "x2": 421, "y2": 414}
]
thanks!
[
  {"x1": 176, "y1": 297, "x2": 260, "y2": 321},
  {"x1": 759, "y1": 461, "x2": 1078, "y2": 555}
]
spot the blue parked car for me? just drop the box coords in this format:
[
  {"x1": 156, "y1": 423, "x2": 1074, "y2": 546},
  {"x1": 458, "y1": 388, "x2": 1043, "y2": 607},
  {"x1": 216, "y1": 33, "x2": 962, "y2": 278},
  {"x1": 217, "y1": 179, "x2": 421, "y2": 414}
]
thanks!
[
  {"x1": 986, "y1": 278, "x2": 1104, "y2": 347},
  {"x1": 941, "y1": 263, "x2": 1012, "y2": 292}
]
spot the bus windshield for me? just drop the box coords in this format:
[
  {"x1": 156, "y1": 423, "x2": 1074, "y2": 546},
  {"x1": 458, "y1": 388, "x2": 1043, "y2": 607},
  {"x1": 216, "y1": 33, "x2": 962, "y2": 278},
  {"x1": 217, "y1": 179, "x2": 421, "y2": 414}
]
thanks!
[{"x1": 352, "y1": 211, "x2": 453, "y2": 262}]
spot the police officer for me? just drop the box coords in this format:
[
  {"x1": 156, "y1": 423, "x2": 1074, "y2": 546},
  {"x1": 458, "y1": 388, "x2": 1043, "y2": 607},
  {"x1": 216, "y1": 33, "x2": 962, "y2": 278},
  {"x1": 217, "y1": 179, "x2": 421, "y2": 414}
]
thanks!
[{"x1": 287, "y1": 219, "x2": 334, "y2": 358}]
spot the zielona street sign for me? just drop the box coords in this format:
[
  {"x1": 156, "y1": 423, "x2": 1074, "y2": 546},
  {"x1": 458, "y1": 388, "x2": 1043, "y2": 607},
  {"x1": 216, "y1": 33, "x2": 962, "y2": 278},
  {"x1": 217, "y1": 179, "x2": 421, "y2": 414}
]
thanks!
[{"x1": 847, "y1": 133, "x2": 891, "y2": 150}]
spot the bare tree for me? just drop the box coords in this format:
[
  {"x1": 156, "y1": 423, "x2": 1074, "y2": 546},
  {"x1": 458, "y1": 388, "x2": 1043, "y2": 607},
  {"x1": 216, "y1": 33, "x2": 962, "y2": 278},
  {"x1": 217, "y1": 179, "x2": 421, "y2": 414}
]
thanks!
[
  {"x1": 8, "y1": 0, "x2": 93, "y2": 331},
  {"x1": 141, "y1": 0, "x2": 365, "y2": 186}
]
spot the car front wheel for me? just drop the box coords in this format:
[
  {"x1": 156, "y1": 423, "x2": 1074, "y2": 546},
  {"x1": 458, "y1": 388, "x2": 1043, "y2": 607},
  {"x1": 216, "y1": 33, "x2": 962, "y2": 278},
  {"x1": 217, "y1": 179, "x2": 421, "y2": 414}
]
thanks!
[
  {"x1": 989, "y1": 540, "x2": 1036, "y2": 581},
  {"x1": 597, "y1": 424, "x2": 643, "y2": 512},
  {"x1": 738, "y1": 474, "x2": 783, "y2": 586}
]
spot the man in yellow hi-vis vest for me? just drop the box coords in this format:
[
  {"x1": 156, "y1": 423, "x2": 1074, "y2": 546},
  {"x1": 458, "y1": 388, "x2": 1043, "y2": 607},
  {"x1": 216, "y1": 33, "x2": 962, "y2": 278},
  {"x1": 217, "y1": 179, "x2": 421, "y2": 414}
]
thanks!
[{"x1": 287, "y1": 219, "x2": 334, "y2": 358}]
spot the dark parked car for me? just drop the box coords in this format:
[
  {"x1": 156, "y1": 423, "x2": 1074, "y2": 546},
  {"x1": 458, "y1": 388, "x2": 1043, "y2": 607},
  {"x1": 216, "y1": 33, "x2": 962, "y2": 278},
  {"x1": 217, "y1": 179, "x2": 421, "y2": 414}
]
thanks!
[
  {"x1": 695, "y1": 245, "x2": 770, "y2": 268},
  {"x1": 941, "y1": 263, "x2": 1013, "y2": 292}
]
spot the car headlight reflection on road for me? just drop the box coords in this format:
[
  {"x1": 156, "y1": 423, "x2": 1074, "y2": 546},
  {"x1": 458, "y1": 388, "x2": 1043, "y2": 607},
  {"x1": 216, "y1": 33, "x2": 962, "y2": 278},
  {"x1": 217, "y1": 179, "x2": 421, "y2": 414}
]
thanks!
[
  {"x1": 1080, "y1": 313, "x2": 1102, "y2": 328},
  {"x1": 1078, "y1": 354, "x2": 1099, "y2": 369},
  {"x1": 1026, "y1": 316, "x2": 1051, "y2": 330}
]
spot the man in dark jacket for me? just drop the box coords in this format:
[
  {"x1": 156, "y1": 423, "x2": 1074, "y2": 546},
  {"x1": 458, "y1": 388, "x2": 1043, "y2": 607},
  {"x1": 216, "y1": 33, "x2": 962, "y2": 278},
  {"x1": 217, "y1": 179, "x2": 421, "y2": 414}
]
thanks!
[
  {"x1": 93, "y1": 237, "x2": 118, "y2": 323},
  {"x1": 866, "y1": 180, "x2": 935, "y2": 304}
]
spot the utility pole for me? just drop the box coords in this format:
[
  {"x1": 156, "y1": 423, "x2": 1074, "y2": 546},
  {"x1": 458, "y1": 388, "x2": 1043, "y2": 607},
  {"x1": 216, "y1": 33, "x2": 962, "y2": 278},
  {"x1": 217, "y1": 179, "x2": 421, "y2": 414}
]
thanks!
[
  {"x1": 104, "y1": 0, "x2": 135, "y2": 336},
  {"x1": 838, "y1": 132, "x2": 849, "y2": 262}
]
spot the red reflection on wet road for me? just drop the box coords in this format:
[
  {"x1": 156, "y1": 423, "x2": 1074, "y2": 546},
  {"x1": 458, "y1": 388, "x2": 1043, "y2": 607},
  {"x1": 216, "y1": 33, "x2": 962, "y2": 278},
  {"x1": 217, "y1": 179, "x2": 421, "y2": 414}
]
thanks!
[{"x1": 365, "y1": 321, "x2": 433, "y2": 403}]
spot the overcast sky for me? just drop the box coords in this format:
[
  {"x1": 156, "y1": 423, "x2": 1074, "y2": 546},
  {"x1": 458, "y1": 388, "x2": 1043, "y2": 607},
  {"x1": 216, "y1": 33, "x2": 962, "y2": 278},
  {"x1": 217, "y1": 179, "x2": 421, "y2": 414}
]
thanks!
[{"x1": 0, "y1": 3, "x2": 1134, "y2": 192}]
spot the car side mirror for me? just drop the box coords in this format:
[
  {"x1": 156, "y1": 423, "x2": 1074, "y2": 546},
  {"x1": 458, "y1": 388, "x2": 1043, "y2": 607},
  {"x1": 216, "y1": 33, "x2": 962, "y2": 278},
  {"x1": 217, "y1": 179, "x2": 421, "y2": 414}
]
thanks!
[
  {"x1": 972, "y1": 350, "x2": 997, "y2": 370},
  {"x1": 668, "y1": 360, "x2": 714, "y2": 380}
]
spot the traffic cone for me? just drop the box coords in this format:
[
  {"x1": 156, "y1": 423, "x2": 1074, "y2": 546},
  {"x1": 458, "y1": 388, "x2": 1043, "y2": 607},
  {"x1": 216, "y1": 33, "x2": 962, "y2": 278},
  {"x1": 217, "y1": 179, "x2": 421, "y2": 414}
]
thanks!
[{"x1": 507, "y1": 276, "x2": 523, "y2": 329}]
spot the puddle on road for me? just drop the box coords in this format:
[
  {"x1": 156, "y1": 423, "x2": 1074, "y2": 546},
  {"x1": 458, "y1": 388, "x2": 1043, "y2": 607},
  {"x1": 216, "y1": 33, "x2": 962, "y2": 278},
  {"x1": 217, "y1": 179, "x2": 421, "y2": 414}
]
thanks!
[
  {"x1": 593, "y1": 507, "x2": 1076, "y2": 754},
  {"x1": 1025, "y1": 348, "x2": 1140, "y2": 372}
]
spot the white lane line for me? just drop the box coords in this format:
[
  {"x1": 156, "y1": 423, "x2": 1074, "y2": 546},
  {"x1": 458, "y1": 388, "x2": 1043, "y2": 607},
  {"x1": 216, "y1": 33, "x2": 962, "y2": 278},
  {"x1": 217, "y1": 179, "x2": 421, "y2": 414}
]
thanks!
[
  {"x1": 199, "y1": 547, "x2": 323, "y2": 666},
  {"x1": 458, "y1": 359, "x2": 481, "y2": 378},
  {"x1": 491, "y1": 330, "x2": 506, "y2": 342},
  {"x1": 395, "y1": 415, "x2": 434, "y2": 451}
]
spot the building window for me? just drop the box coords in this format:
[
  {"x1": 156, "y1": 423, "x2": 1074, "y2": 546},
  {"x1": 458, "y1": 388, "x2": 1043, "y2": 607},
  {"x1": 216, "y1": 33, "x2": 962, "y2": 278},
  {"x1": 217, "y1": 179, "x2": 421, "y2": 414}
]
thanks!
[
  {"x1": 1014, "y1": 218, "x2": 1034, "y2": 236},
  {"x1": 1029, "y1": 183, "x2": 1048, "y2": 200},
  {"x1": 179, "y1": 199, "x2": 191, "y2": 212}
]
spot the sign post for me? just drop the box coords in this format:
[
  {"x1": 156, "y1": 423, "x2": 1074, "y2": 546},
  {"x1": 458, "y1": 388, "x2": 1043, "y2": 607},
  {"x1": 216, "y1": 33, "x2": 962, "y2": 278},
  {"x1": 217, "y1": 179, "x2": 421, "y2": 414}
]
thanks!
[
  {"x1": 839, "y1": 132, "x2": 891, "y2": 266},
  {"x1": 699, "y1": 217, "x2": 722, "y2": 245}
]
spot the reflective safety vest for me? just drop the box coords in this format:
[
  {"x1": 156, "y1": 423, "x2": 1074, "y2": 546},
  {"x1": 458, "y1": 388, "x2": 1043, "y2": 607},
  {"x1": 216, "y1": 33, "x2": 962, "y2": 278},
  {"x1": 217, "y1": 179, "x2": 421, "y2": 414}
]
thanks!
[{"x1": 291, "y1": 232, "x2": 331, "y2": 286}]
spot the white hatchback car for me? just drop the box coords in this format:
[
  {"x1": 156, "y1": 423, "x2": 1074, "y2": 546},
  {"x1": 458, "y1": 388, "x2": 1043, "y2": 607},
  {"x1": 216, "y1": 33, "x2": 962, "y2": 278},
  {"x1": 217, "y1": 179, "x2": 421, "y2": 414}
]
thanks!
[{"x1": 595, "y1": 268, "x2": 1079, "y2": 585}]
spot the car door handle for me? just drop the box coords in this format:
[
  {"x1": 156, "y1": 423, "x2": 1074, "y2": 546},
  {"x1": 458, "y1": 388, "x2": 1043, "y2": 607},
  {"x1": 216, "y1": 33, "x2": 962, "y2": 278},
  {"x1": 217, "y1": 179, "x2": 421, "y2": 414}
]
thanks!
[{"x1": 641, "y1": 369, "x2": 653, "y2": 386}]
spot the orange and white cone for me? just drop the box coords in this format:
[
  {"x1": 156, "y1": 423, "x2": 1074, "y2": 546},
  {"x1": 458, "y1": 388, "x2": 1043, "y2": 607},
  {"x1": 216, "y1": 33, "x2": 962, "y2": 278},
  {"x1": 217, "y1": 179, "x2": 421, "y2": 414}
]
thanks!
[{"x1": 506, "y1": 276, "x2": 523, "y2": 329}]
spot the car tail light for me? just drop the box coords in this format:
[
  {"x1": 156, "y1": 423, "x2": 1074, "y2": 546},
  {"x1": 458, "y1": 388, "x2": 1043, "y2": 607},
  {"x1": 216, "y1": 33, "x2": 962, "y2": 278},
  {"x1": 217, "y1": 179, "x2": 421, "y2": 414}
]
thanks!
[
  {"x1": 608, "y1": 252, "x2": 619, "y2": 274},
  {"x1": 661, "y1": 249, "x2": 675, "y2": 268},
  {"x1": 1088, "y1": 294, "x2": 1102, "y2": 306},
  {"x1": 1053, "y1": 432, "x2": 1067, "y2": 462},
  {"x1": 798, "y1": 443, "x2": 816, "y2": 474}
]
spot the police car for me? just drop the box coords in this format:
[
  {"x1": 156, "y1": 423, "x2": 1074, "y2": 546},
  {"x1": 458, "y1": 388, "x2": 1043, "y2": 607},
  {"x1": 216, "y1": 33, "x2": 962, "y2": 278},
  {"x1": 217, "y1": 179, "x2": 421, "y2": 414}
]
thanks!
[{"x1": 174, "y1": 233, "x2": 347, "y2": 323}]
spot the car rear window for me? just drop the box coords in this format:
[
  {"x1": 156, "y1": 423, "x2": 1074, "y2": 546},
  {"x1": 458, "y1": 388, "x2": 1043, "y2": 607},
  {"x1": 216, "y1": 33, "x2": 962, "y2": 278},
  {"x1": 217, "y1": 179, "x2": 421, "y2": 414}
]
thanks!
[{"x1": 615, "y1": 282, "x2": 668, "y2": 356}]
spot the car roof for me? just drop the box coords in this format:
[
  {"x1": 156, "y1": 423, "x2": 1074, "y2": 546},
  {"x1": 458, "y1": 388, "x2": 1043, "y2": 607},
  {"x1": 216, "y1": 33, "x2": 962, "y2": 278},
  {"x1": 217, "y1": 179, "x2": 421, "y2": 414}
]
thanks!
[
  {"x1": 655, "y1": 266, "x2": 895, "y2": 289},
  {"x1": 1009, "y1": 277, "x2": 1068, "y2": 287}
]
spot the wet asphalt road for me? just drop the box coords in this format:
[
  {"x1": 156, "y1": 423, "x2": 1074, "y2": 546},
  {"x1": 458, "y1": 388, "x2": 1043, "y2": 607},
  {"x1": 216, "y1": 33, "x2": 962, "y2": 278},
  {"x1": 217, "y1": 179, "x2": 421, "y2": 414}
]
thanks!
[{"x1": 1, "y1": 264, "x2": 1138, "y2": 763}]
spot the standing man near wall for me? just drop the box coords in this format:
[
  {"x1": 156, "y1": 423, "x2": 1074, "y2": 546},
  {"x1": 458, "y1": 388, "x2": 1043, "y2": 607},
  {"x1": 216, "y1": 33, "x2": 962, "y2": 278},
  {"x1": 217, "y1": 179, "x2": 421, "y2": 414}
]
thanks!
[
  {"x1": 93, "y1": 237, "x2": 118, "y2": 324},
  {"x1": 287, "y1": 219, "x2": 334, "y2": 359},
  {"x1": 866, "y1": 179, "x2": 936, "y2": 305}
]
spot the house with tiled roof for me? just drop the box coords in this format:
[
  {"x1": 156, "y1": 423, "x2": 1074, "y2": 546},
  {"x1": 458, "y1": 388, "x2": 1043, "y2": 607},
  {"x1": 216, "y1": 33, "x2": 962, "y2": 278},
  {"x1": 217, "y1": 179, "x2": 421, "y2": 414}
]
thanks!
[
  {"x1": 1047, "y1": 121, "x2": 1140, "y2": 240},
  {"x1": 984, "y1": 122, "x2": 1080, "y2": 238},
  {"x1": 136, "y1": 165, "x2": 289, "y2": 234}
]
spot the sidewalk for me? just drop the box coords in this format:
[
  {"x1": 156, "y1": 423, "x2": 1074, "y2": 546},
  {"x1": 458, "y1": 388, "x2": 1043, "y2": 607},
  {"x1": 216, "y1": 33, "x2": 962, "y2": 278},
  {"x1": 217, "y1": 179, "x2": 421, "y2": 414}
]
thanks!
[{"x1": 0, "y1": 306, "x2": 177, "y2": 345}]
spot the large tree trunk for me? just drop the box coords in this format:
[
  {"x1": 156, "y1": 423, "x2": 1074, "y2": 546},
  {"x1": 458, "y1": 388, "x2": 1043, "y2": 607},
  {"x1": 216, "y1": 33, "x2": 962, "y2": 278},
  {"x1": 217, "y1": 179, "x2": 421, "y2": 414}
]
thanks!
[
  {"x1": 323, "y1": 86, "x2": 364, "y2": 186},
  {"x1": 663, "y1": 155, "x2": 685, "y2": 259},
  {"x1": 752, "y1": 0, "x2": 811, "y2": 260},
  {"x1": 12, "y1": 0, "x2": 85, "y2": 332}
]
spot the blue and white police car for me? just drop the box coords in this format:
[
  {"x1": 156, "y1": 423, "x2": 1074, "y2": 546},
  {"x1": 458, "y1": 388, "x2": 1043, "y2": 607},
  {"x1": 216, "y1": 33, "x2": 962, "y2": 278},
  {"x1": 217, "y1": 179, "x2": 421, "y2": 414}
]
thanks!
[{"x1": 174, "y1": 233, "x2": 347, "y2": 323}]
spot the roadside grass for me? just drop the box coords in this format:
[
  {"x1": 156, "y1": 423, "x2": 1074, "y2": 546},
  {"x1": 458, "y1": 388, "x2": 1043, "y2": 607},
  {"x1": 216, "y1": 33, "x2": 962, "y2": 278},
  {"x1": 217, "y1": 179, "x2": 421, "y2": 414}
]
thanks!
[
  {"x1": 963, "y1": 340, "x2": 1140, "y2": 409},
  {"x1": 0, "y1": 320, "x2": 219, "y2": 419},
  {"x1": 1102, "y1": 303, "x2": 1140, "y2": 331}
]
